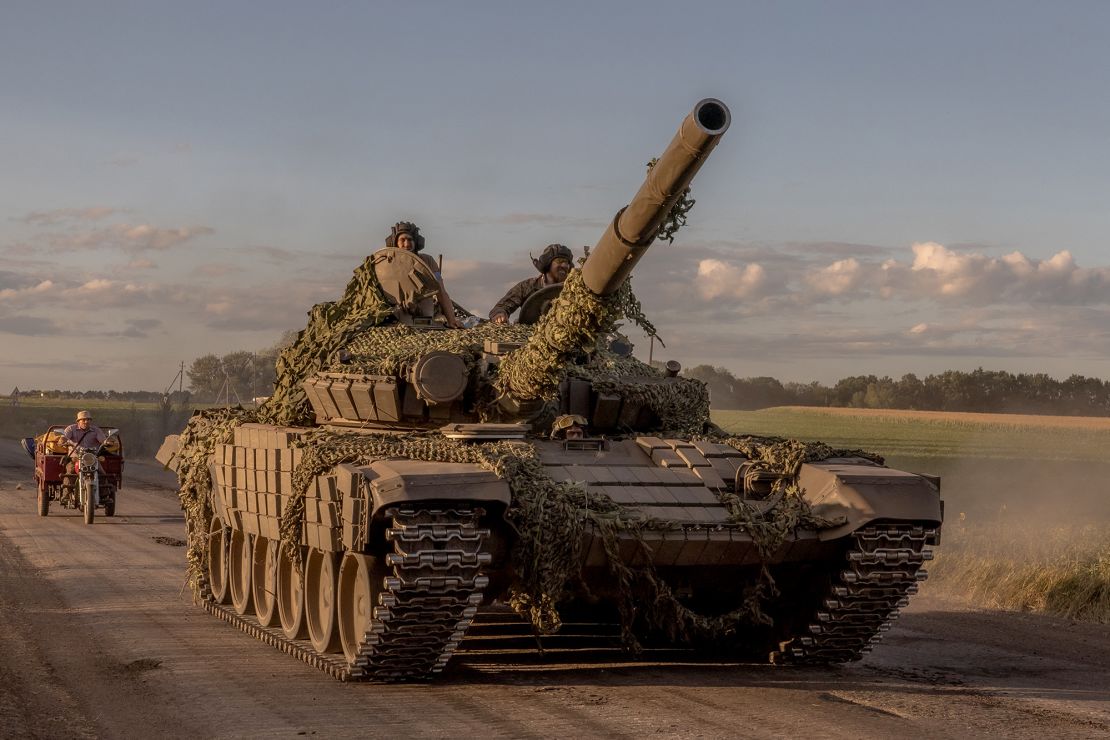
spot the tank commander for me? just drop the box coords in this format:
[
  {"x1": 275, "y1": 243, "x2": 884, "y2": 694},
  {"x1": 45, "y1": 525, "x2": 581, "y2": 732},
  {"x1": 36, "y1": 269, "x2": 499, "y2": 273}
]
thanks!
[
  {"x1": 489, "y1": 243, "x2": 573, "y2": 324},
  {"x1": 386, "y1": 221, "x2": 461, "y2": 328},
  {"x1": 62, "y1": 410, "x2": 107, "y2": 488}
]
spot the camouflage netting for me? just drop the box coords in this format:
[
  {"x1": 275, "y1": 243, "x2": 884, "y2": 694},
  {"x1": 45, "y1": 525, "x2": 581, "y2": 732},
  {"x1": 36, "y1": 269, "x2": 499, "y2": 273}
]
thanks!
[
  {"x1": 568, "y1": 351, "x2": 710, "y2": 434},
  {"x1": 259, "y1": 255, "x2": 396, "y2": 427},
  {"x1": 175, "y1": 407, "x2": 260, "y2": 593},
  {"x1": 267, "y1": 428, "x2": 846, "y2": 646},
  {"x1": 328, "y1": 323, "x2": 532, "y2": 378},
  {"x1": 494, "y1": 269, "x2": 620, "y2": 403}
]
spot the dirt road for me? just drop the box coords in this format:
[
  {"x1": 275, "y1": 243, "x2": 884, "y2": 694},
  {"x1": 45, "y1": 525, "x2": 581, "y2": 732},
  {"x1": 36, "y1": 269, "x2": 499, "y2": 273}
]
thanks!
[{"x1": 1, "y1": 442, "x2": 1109, "y2": 739}]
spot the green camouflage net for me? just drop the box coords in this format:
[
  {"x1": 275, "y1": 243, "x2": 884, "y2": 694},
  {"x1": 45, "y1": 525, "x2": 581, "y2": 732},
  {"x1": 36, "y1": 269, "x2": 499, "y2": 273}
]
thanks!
[
  {"x1": 647, "y1": 157, "x2": 696, "y2": 244},
  {"x1": 176, "y1": 407, "x2": 260, "y2": 597},
  {"x1": 270, "y1": 428, "x2": 807, "y2": 645},
  {"x1": 712, "y1": 434, "x2": 885, "y2": 557},
  {"x1": 330, "y1": 323, "x2": 533, "y2": 377},
  {"x1": 569, "y1": 352, "x2": 710, "y2": 434},
  {"x1": 494, "y1": 269, "x2": 617, "y2": 403},
  {"x1": 275, "y1": 430, "x2": 611, "y2": 633},
  {"x1": 259, "y1": 255, "x2": 396, "y2": 427}
]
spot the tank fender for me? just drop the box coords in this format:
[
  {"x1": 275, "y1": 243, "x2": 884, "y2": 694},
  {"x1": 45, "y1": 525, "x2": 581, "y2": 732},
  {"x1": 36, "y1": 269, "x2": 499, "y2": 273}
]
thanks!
[
  {"x1": 365, "y1": 458, "x2": 511, "y2": 519},
  {"x1": 797, "y1": 458, "x2": 942, "y2": 541}
]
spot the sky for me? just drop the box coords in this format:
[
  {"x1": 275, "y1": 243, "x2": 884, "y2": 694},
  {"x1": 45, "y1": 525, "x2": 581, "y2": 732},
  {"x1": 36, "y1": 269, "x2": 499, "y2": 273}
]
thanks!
[{"x1": 3, "y1": 1, "x2": 1110, "y2": 392}]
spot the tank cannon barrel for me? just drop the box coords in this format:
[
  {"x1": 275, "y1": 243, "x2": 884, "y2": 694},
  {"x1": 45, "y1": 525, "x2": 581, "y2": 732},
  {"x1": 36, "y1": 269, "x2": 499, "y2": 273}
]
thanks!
[
  {"x1": 581, "y1": 98, "x2": 731, "y2": 296},
  {"x1": 496, "y1": 99, "x2": 730, "y2": 411}
]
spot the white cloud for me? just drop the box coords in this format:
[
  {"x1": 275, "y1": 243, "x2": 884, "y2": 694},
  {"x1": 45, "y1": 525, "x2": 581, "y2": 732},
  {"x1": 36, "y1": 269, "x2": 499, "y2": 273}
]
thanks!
[
  {"x1": 805, "y1": 258, "x2": 862, "y2": 295},
  {"x1": 0, "y1": 279, "x2": 54, "y2": 303},
  {"x1": 695, "y1": 259, "x2": 766, "y2": 301}
]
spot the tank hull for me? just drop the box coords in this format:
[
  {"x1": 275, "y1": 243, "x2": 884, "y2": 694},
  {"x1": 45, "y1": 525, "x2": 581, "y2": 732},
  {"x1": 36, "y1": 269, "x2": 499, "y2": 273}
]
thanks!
[{"x1": 180, "y1": 423, "x2": 940, "y2": 679}]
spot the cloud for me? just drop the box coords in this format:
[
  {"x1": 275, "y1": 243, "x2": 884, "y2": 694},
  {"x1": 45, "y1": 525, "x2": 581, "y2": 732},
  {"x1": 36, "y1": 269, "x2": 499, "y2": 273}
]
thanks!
[
  {"x1": 17, "y1": 207, "x2": 121, "y2": 225},
  {"x1": 0, "y1": 314, "x2": 63, "y2": 336},
  {"x1": 106, "y1": 318, "x2": 163, "y2": 339},
  {"x1": 901, "y1": 242, "x2": 1110, "y2": 305},
  {"x1": 46, "y1": 223, "x2": 215, "y2": 254},
  {"x1": 0, "y1": 279, "x2": 54, "y2": 303},
  {"x1": 126, "y1": 258, "x2": 157, "y2": 270},
  {"x1": 695, "y1": 259, "x2": 767, "y2": 300},
  {"x1": 805, "y1": 258, "x2": 862, "y2": 296}
]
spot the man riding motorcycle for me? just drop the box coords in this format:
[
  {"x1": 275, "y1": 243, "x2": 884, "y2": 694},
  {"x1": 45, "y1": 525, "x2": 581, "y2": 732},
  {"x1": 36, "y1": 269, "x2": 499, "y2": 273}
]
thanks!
[{"x1": 62, "y1": 410, "x2": 107, "y2": 492}]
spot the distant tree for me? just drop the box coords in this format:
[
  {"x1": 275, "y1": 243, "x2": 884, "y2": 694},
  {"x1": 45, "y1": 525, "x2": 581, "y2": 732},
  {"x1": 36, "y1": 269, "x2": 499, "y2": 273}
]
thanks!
[
  {"x1": 187, "y1": 354, "x2": 224, "y2": 402},
  {"x1": 685, "y1": 365, "x2": 739, "y2": 407}
]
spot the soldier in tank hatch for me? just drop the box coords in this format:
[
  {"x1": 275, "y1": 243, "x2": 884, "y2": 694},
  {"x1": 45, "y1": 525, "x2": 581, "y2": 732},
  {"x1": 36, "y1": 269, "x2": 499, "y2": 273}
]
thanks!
[
  {"x1": 386, "y1": 221, "x2": 462, "y2": 328},
  {"x1": 489, "y1": 244, "x2": 574, "y2": 324}
]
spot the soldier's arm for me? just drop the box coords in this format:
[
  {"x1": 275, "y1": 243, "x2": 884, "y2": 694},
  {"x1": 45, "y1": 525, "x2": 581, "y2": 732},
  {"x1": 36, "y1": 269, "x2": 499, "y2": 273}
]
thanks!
[{"x1": 489, "y1": 279, "x2": 531, "y2": 322}]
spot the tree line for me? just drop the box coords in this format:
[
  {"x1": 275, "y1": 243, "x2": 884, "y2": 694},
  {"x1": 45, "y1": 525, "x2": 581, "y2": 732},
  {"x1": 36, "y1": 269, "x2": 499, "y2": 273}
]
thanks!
[
  {"x1": 685, "y1": 366, "x2": 1110, "y2": 416},
  {"x1": 184, "y1": 331, "x2": 297, "y2": 403}
]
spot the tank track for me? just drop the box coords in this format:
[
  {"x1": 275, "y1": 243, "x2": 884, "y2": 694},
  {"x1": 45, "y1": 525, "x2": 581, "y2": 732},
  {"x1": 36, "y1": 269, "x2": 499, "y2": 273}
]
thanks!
[
  {"x1": 203, "y1": 504, "x2": 491, "y2": 682},
  {"x1": 772, "y1": 522, "x2": 938, "y2": 665}
]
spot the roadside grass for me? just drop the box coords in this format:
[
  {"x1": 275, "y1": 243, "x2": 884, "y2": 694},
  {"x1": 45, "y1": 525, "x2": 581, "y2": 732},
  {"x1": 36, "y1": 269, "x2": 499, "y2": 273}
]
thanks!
[
  {"x1": 713, "y1": 406, "x2": 1110, "y2": 624},
  {"x1": 928, "y1": 520, "x2": 1110, "y2": 624}
]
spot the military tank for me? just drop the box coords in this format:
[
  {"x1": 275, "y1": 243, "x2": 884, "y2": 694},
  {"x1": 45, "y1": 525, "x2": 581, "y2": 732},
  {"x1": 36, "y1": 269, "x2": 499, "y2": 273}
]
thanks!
[{"x1": 160, "y1": 98, "x2": 942, "y2": 682}]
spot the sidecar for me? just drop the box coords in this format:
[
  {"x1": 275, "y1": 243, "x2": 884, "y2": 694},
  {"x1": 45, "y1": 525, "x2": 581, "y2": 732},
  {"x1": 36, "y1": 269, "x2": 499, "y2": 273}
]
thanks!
[{"x1": 24, "y1": 425, "x2": 124, "y2": 517}]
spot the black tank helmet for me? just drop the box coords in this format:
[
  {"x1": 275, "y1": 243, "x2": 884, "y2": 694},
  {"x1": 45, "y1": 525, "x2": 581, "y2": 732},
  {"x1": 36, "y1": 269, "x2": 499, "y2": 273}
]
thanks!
[
  {"x1": 384, "y1": 221, "x2": 426, "y2": 253},
  {"x1": 531, "y1": 243, "x2": 573, "y2": 273}
]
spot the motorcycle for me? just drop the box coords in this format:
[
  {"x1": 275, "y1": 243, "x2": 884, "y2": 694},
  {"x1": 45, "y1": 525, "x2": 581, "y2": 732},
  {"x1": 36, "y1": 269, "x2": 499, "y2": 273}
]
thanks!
[{"x1": 71, "y1": 430, "x2": 119, "y2": 524}]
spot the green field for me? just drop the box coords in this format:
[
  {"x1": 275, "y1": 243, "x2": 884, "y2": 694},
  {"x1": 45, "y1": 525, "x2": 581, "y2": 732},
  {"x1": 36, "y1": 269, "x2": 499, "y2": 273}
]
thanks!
[
  {"x1": 714, "y1": 406, "x2": 1110, "y2": 623},
  {"x1": 0, "y1": 401, "x2": 192, "y2": 457},
  {"x1": 712, "y1": 407, "x2": 1110, "y2": 463}
]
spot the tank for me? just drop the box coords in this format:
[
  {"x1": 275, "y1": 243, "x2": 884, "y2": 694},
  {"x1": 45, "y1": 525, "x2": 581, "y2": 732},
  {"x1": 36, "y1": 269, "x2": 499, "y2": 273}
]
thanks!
[{"x1": 160, "y1": 98, "x2": 942, "y2": 682}]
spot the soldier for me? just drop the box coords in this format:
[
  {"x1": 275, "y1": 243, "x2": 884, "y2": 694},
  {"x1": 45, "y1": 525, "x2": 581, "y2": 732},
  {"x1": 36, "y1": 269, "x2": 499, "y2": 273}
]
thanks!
[
  {"x1": 385, "y1": 222, "x2": 461, "y2": 329},
  {"x1": 489, "y1": 244, "x2": 573, "y2": 324}
]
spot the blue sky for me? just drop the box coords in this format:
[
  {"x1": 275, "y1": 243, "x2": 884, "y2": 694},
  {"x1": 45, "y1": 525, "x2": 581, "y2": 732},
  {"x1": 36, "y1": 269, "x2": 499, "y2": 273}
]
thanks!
[{"x1": 3, "y1": 1, "x2": 1110, "y2": 391}]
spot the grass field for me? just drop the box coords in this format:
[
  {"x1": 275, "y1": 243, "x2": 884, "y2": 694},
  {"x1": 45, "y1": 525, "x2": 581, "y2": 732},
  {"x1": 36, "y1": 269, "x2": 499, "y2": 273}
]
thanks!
[
  {"x1": 712, "y1": 406, "x2": 1110, "y2": 462},
  {"x1": 0, "y1": 401, "x2": 191, "y2": 457},
  {"x1": 714, "y1": 406, "x2": 1110, "y2": 624}
]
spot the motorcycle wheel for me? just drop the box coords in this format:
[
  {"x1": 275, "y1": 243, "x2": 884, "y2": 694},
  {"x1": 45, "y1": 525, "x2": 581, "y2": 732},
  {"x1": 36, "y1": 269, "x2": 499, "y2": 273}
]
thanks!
[
  {"x1": 83, "y1": 482, "x2": 96, "y2": 525},
  {"x1": 104, "y1": 499, "x2": 116, "y2": 517},
  {"x1": 37, "y1": 480, "x2": 49, "y2": 517}
]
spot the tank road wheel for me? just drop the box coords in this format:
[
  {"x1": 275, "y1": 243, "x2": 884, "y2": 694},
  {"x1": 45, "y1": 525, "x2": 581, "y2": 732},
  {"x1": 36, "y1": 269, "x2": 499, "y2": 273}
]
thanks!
[
  {"x1": 207, "y1": 515, "x2": 231, "y2": 604},
  {"x1": 228, "y1": 529, "x2": 254, "y2": 615},
  {"x1": 252, "y1": 536, "x2": 280, "y2": 627},
  {"x1": 304, "y1": 548, "x2": 341, "y2": 653},
  {"x1": 277, "y1": 544, "x2": 308, "y2": 640},
  {"x1": 37, "y1": 480, "x2": 49, "y2": 517},
  {"x1": 338, "y1": 552, "x2": 386, "y2": 664}
]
